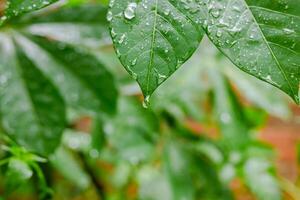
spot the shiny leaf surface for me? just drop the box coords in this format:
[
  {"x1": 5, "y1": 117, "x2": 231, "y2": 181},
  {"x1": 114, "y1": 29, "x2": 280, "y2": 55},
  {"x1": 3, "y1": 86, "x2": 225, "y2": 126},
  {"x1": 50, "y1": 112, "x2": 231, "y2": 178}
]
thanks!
[{"x1": 109, "y1": 0, "x2": 204, "y2": 98}]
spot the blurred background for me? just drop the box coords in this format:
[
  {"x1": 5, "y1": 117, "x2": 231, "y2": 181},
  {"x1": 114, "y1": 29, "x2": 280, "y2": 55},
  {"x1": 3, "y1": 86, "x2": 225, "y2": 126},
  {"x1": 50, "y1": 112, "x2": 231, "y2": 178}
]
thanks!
[{"x1": 0, "y1": 0, "x2": 300, "y2": 200}]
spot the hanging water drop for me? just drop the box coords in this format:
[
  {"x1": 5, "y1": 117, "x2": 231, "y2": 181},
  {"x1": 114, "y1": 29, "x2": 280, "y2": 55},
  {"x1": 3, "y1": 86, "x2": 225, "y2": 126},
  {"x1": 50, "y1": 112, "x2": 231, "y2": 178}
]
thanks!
[{"x1": 142, "y1": 95, "x2": 150, "y2": 109}]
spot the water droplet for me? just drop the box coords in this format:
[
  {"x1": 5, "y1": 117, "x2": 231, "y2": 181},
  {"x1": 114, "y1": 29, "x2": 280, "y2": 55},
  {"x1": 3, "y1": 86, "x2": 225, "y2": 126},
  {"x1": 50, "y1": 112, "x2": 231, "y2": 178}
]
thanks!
[
  {"x1": 142, "y1": 95, "x2": 150, "y2": 108},
  {"x1": 283, "y1": 28, "x2": 295, "y2": 35},
  {"x1": 118, "y1": 34, "x2": 126, "y2": 44},
  {"x1": 131, "y1": 58, "x2": 137, "y2": 66},
  {"x1": 107, "y1": 11, "x2": 113, "y2": 21},
  {"x1": 220, "y1": 112, "x2": 231, "y2": 123},
  {"x1": 124, "y1": 2, "x2": 137, "y2": 20}
]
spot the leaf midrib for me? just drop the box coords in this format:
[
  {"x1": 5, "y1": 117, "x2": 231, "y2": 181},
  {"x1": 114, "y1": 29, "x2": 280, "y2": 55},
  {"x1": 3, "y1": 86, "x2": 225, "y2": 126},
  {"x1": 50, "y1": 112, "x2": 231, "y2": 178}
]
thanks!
[{"x1": 146, "y1": 0, "x2": 158, "y2": 95}]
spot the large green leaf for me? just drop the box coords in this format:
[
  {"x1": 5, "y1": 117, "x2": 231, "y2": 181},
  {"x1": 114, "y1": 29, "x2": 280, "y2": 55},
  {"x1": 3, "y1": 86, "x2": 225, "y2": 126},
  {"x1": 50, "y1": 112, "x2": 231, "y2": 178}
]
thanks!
[
  {"x1": 109, "y1": 0, "x2": 204, "y2": 100},
  {"x1": 0, "y1": 35, "x2": 66, "y2": 155},
  {"x1": 12, "y1": 4, "x2": 118, "y2": 114},
  {"x1": 18, "y1": 35, "x2": 117, "y2": 114},
  {"x1": 1, "y1": 0, "x2": 58, "y2": 25},
  {"x1": 177, "y1": 0, "x2": 300, "y2": 103}
]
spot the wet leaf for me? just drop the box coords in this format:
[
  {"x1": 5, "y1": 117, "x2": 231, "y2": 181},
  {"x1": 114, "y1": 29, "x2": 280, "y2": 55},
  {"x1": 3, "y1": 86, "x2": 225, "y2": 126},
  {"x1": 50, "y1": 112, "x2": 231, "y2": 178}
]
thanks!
[
  {"x1": 109, "y1": 0, "x2": 204, "y2": 99},
  {"x1": 177, "y1": 0, "x2": 300, "y2": 103}
]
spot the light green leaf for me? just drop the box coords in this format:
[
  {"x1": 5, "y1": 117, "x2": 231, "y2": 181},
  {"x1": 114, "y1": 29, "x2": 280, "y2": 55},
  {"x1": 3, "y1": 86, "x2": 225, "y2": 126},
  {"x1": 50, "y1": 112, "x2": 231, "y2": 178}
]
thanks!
[
  {"x1": 104, "y1": 97, "x2": 158, "y2": 163},
  {"x1": 0, "y1": 35, "x2": 66, "y2": 155},
  {"x1": 179, "y1": 0, "x2": 300, "y2": 103},
  {"x1": 21, "y1": 4, "x2": 110, "y2": 48},
  {"x1": 243, "y1": 158, "x2": 282, "y2": 200},
  {"x1": 109, "y1": 0, "x2": 204, "y2": 99},
  {"x1": 1, "y1": 0, "x2": 58, "y2": 24},
  {"x1": 224, "y1": 64, "x2": 291, "y2": 119},
  {"x1": 164, "y1": 141, "x2": 195, "y2": 200},
  {"x1": 5, "y1": 158, "x2": 33, "y2": 193},
  {"x1": 50, "y1": 147, "x2": 90, "y2": 189},
  {"x1": 209, "y1": 67, "x2": 249, "y2": 149}
]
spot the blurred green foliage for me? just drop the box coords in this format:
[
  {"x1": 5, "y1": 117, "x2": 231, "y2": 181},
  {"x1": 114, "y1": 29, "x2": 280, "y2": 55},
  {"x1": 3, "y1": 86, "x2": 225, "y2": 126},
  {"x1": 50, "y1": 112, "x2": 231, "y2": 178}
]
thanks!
[{"x1": 0, "y1": 1, "x2": 296, "y2": 200}]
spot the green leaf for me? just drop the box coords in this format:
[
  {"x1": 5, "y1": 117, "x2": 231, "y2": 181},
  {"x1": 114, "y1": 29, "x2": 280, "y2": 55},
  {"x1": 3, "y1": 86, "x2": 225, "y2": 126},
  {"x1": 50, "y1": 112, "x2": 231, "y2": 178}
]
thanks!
[
  {"x1": 164, "y1": 141, "x2": 195, "y2": 200},
  {"x1": 1, "y1": 0, "x2": 58, "y2": 24},
  {"x1": 137, "y1": 166, "x2": 172, "y2": 200},
  {"x1": 5, "y1": 158, "x2": 33, "y2": 193},
  {"x1": 1, "y1": 4, "x2": 118, "y2": 114},
  {"x1": 90, "y1": 116, "x2": 106, "y2": 153},
  {"x1": 109, "y1": 0, "x2": 204, "y2": 98},
  {"x1": 0, "y1": 35, "x2": 66, "y2": 155},
  {"x1": 179, "y1": 0, "x2": 300, "y2": 103},
  {"x1": 243, "y1": 158, "x2": 282, "y2": 200},
  {"x1": 104, "y1": 97, "x2": 158, "y2": 163},
  {"x1": 224, "y1": 64, "x2": 291, "y2": 119},
  {"x1": 50, "y1": 147, "x2": 90, "y2": 189},
  {"x1": 209, "y1": 67, "x2": 250, "y2": 149},
  {"x1": 16, "y1": 35, "x2": 118, "y2": 114}
]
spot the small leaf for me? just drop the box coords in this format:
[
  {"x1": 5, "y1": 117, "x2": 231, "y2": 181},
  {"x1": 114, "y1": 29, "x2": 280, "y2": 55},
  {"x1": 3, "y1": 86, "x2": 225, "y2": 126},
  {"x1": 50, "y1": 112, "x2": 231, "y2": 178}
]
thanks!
[
  {"x1": 109, "y1": 0, "x2": 204, "y2": 98},
  {"x1": 0, "y1": 35, "x2": 66, "y2": 155},
  {"x1": 5, "y1": 158, "x2": 33, "y2": 193}
]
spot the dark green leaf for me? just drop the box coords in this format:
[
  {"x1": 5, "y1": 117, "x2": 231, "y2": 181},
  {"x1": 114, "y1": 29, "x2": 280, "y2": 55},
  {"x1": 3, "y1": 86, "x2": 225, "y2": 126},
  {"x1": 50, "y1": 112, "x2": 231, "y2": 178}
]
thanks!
[
  {"x1": 179, "y1": 0, "x2": 300, "y2": 103},
  {"x1": 109, "y1": 0, "x2": 204, "y2": 99},
  {"x1": 0, "y1": 35, "x2": 66, "y2": 155},
  {"x1": 17, "y1": 35, "x2": 118, "y2": 114}
]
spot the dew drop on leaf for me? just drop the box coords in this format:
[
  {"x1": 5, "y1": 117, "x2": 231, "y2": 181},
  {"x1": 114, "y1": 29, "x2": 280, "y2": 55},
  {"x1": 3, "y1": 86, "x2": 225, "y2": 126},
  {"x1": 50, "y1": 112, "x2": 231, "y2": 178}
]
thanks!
[{"x1": 124, "y1": 2, "x2": 137, "y2": 20}]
